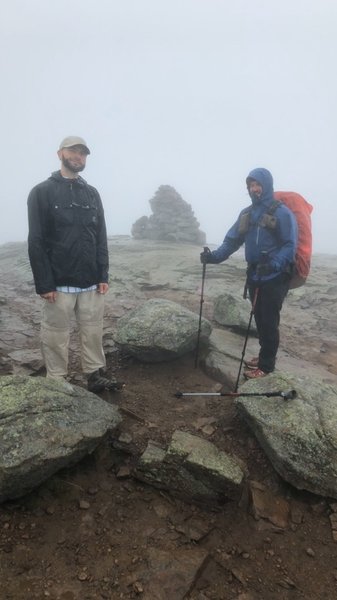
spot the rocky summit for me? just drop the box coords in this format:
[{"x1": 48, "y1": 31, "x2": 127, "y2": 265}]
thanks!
[
  {"x1": 1, "y1": 237, "x2": 337, "y2": 500},
  {"x1": 2, "y1": 238, "x2": 337, "y2": 599}
]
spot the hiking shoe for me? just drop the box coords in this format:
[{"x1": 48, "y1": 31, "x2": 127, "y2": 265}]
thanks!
[
  {"x1": 244, "y1": 356, "x2": 259, "y2": 369},
  {"x1": 87, "y1": 369, "x2": 125, "y2": 393},
  {"x1": 243, "y1": 368, "x2": 268, "y2": 379}
]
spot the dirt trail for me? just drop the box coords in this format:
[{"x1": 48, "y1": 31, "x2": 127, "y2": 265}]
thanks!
[{"x1": 1, "y1": 353, "x2": 337, "y2": 600}]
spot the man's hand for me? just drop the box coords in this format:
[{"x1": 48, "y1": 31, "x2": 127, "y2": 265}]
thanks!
[
  {"x1": 256, "y1": 261, "x2": 279, "y2": 277},
  {"x1": 256, "y1": 264, "x2": 272, "y2": 277},
  {"x1": 200, "y1": 247, "x2": 212, "y2": 264},
  {"x1": 97, "y1": 283, "x2": 109, "y2": 295},
  {"x1": 40, "y1": 291, "x2": 57, "y2": 303},
  {"x1": 256, "y1": 250, "x2": 277, "y2": 277}
]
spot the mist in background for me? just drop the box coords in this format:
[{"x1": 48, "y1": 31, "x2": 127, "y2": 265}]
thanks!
[{"x1": 1, "y1": 0, "x2": 336, "y2": 253}]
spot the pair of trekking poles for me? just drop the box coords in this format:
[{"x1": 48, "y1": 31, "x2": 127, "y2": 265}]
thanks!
[{"x1": 178, "y1": 249, "x2": 296, "y2": 402}]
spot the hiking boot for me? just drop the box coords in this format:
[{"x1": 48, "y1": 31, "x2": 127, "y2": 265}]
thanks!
[
  {"x1": 243, "y1": 368, "x2": 268, "y2": 380},
  {"x1": 244, "y1": 356, "x2": 259, "y2": 369},
  {"x1": 87, "y1": 369, "x2": 125, "y2": 393}
]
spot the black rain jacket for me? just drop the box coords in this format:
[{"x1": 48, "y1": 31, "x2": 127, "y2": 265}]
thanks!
[{"x1": 27, "y1": 171, "x2": 109, "y2": 295}]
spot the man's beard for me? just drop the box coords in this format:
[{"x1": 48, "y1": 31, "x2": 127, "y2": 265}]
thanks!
[
  {"x1": 250, "y1": 192, "x2": 262, "y2": 203},
  {"x1": 62, "y1": 157, "x2": 85, "y2": 173}
]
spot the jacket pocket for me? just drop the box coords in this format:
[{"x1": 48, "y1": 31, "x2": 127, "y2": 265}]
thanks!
[
  {"x1": 79, "y1": 204, "x2": 98, "y2": 228},
  {"x1": 52, "y1": 202, "x2": 75, "y2": 227}
]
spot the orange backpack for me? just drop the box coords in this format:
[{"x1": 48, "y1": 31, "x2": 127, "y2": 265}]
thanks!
[{"x1": 274, "y1": 191, "x2": 313, "y2": 288}]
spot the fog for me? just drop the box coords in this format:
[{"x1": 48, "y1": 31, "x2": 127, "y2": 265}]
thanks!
[{"x1": 1, "y1": 0, "x2": 336, "y2": 253}]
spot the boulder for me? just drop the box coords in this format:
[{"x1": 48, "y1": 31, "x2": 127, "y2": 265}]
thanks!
[
  {"x1": 213, "y1": 292, "x2": 257, "y2": 334},
  {"x1": 134, "y1": 430, "x2": 245, "y2": 505},
  {"x1": 0, "y1": 375, "x2": 122, "y2": 501},
  {"x1": 235, "y1": 373, "x2": 337, "y2": 499},
  {"x1": 114, "y1": 298, "x2": 212, "y2": 362}
]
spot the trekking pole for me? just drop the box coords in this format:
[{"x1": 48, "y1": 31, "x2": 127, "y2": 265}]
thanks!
[
  {"x1": 194, "y1": 248, "x2": 208, "y2": 368},
  {"x1": 234, "y1": 285, "x2": 259, "y2": 392},
  {"x1": 175, "y1": 389, "x2": 297, "y2": 401}
]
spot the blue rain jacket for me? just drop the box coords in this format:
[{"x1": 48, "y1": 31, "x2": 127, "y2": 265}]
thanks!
[{"x1": 208, "y1": 168, "x2": 298, "y2": 282}]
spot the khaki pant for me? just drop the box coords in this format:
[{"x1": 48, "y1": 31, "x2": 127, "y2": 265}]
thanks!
[{"x1": 41, "y1": 291, "x2": 106, "y2": 378}]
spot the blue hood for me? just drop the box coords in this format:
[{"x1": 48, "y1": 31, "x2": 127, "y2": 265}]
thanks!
[{"x1": 246, "y1": 168, "x2": 274, "y2": 204}]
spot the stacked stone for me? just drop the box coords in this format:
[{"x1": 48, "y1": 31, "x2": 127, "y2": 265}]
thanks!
[{"x1": 132, "y1": 185, "x2": 206, "y2": 244}]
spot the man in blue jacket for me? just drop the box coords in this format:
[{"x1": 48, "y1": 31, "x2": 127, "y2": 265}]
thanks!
[{"x1": 200, "y1": 168, "x2": 297, "y2": 379}]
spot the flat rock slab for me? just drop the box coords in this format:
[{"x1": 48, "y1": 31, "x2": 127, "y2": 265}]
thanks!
[
  {"x1": 249, "y1": 480, "x2": 290, "y2": 529},
  {"x1": 130, "y1": 547, "x2": 209, "y2": 600},
  {"x1": 8, "y1": 348, "x2": 44, "y2": 374},
  {"x1": 135, "y1": 430, "x2": 245, "y2": 505},
  {"x1": 0, "y1": 375, "x2": 122, "y2": 501},
  {"x1": 204, "y1": 328, "x2": 260, "y2": 388}
]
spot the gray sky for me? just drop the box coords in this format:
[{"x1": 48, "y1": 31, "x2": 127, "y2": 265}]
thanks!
[{"x1": 1, "y1": 0, "x2": 336, "y2": 253}]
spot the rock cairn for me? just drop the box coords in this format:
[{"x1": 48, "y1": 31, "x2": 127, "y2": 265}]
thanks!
[{"x1": 131, "y1": 185, "x2": 206, "y2": 244}]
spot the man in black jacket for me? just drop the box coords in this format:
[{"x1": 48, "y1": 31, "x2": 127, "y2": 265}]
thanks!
[{"x1": 27, "y1": 136, "x2": 121, "y2": 393}]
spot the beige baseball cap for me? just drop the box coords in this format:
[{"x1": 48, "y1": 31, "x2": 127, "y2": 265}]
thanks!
[{"x1": 59, "y1": 136, "x2": 90, "y2": 154}]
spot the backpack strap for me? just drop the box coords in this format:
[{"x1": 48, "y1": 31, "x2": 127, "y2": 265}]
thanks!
[
  {"x1": 238, "y1": 207, "x2": 253, "y2": 235},
  {"x1": 258, "y1": 200, "x2": 281, "y2": 230},
  {"x1": 238, "y1": 200, "x2": 282, "y2": 234},
  {"x1": 266, "y1": 199, "x2": 282, "y2": 215}
]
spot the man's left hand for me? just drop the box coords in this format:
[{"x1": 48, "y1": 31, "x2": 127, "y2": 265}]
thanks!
[
  {"x1": 256, "y1": 261, "x2": 279, "y2": 277},
  {"x1": 97, "y1": 283, "x2": 109, "y2": 295}
]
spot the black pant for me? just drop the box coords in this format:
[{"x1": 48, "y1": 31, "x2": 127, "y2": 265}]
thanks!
[{"x1": 248, "y1": 274, "x2": 290, "y2": 373}]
